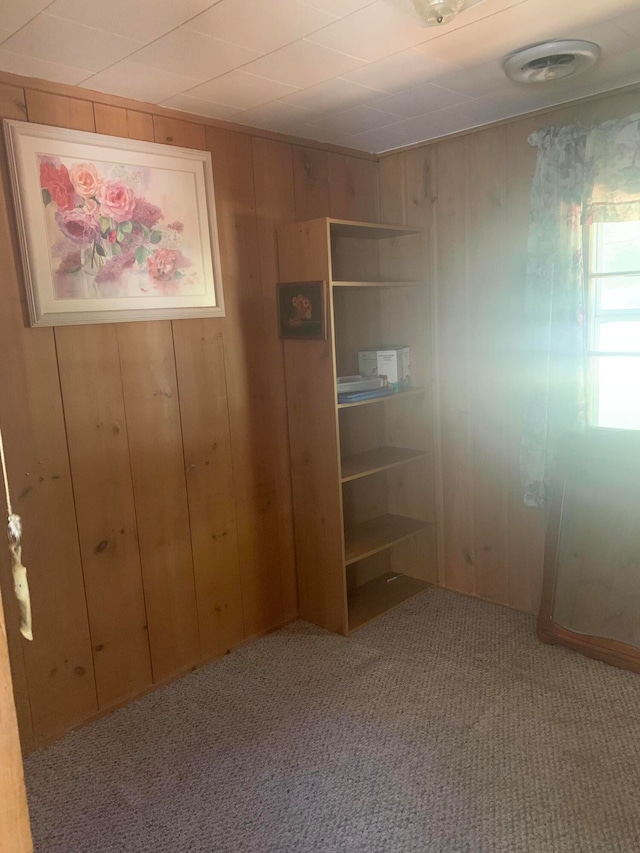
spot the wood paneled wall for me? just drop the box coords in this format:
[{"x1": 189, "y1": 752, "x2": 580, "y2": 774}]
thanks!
[
  {"x1": 379, "y1": 86, "x2": 640, "y2": 615},
  {"x1": 0, "y1": 75, "x2": 380, "y2": 751}
]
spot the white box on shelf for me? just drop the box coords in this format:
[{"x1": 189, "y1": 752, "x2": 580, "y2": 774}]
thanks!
[{"x1": 358, "y1": 345, "x2": 411, "y2": 392}]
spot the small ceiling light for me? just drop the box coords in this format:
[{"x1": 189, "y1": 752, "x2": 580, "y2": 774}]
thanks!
[
  {"x1": 502, "y1": 40, "x2": 601, "y2": 84},
  {"x1": 412, "y1": 0, "x2": 464, "y2": 26}
]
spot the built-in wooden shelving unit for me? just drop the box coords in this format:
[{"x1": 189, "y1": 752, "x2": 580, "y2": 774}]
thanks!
[
  {"x1": 340, "y1": 446, "x2": 428, "y2": 483},
  {"x1": 277, "y1": 217, "x2": 436, "y2": 635}
]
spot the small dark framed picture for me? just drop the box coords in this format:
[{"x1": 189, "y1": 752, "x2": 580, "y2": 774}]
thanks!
[{"x1": 277, "y1": 280, "x2": 327, "y2": 340}]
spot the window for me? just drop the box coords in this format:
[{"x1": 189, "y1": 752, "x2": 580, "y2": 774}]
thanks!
[{"x1": 587, "y1": 221, "x2": 640, "y2": 430}]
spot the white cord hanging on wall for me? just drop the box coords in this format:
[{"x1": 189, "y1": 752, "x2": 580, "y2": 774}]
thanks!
[{"x1": 0, "y1": 422, "x2": 33, "y2": 641}]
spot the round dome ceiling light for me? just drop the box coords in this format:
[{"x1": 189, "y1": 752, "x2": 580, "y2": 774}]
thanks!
[
  {"x1": 413, "y1": 0, "x2": 464, "y2": 26},
  {"x1": 502, "y1": 40, "x2": 601, "y2": 83}
]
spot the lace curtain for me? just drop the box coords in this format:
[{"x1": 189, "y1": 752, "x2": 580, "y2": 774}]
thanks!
[{"x1": 520, "y1": 114, "x2": 640, "y2": 508}]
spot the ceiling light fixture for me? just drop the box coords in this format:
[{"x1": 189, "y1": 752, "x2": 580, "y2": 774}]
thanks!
[
  {"x1": 502, "y1": 40, "x2": 601, "y2": 83},
  {"x1": 411, "y1": 0, "x2": 485, "y2": 26}
]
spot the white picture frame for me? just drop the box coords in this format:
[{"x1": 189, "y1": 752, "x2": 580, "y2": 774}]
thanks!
[{"x1": 3, "y1": 119, "x2": 224, "y2": 326}]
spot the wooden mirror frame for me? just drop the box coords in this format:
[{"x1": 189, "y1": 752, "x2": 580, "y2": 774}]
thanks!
[{"x1": 537, "y1": 431, "x2": 640, "y2": 675}]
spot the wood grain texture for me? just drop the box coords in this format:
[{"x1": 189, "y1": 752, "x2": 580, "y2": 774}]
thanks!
[
  {"x1": 251, "y1": 137, "x2": 298, "y2": 620},
  {"x1": 206, "y1": 127, "x2": 284, "y2": 636},
  {"x1": 25, "y1": 89, "x2": 94, "y2": 130},
  {"x1": 0, "y1": 83, "x2": 27, "y2": 121},
  {"x1": 153, "y1": 115, "x2": 206, "y2": 150},
  {"x1": 329, "y1": 154, "x2": 380, "y2": 222},
  {"x1": 5, "y1": 81, "x2": 98, "y2": 744},
  {"x1": 94, "y1": 103, "x2": 154, "y2": 142},
  {"x1": 172, "y1": 320, "x2": 244, "y2": 659},
  {"x1": 117, "y1": 322, "x2": 200, "y2": 681},
  {"x1": 292, "y1": 146, "x2": 330, "y2": 220},
  {"x1": 0, "y1": 585, "x2": 32, "y2": 852},
  {"x1": 55, "y1": 326, "x2": 152, "y2": 708},
  {"x1": 466, "y1": 126, "x2": 509, "y2": 604}
]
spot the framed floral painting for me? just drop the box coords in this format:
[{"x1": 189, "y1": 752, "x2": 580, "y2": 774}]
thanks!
[
  {"x1": 3, "y1": 119, "x2": 224, "y2": 326},
  {"x1": 277, "y1": 280, "x2": 327, "y2": 340}
]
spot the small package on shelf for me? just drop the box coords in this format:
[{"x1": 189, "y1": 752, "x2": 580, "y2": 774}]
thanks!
[
  {"x1": 336, "y1": 375, "x2": 385, "y2": 394},
  {"x1": 358, "y1": 345, "x2": 411, "y2": 392}
]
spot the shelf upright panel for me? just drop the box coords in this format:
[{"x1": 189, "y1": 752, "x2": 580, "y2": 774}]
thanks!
[{"x1": 277, "y1": 218, "x2": 348, "y2": 635}]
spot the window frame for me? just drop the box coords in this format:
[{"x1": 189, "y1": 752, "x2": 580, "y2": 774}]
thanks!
[{"x1": 584, "y1": 222, "x2": 640, "y2": 431}]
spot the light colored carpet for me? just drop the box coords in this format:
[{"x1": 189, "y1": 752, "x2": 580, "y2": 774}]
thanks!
[{"x1": 24, "y1": 589, "x2": 640, "y2": 853}]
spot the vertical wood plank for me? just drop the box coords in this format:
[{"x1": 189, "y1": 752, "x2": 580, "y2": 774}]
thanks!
[
  {"x1": 55, "y1": 326, "x2": 152, "y2": 707},
  {"x1": 434, "y1": 136, "x2": 476, "y2": 596},
  {"x1": 117, "y1": 322, "x2": 200, "y2": 680},
  {"x1": 466, "y1": 126, "x2": 510, "y2": 604},
  {"x1": 504, "y1": 114, "x2": 550, "y2": 614},
  {"x1": 8, "y1": 87, "x2": 98, "y2": 742},
  {"x1": 251, "y1": 136, "x2": 298, "y2": 620},
  {"x1": 94, "y1": 103, "x2": 154, "y2": 142},
  {"x1": 153, "y1": 116, "x2": 206, "y2": 150},
  {"x1": 328, "y1": 153, "x2": 380, "y2": 222},
  {"x1": 0, "y1": 584, "x2": 32, "y2": 852},
  {"x1": 292, "y1": 146, "x2": 330, "y2": 220},
  {"x1": 206, "y1": 126, "x2": 285, "y2": 636},
  {"x1": 0, "y1": 83, "x2": 27, "y2": 120},
  {"x1": 172, "y1": 320, "x2": 244, "y2": 659},
  {"x1": 24, "y1": 89, "x2": 94, "y2": 130}
]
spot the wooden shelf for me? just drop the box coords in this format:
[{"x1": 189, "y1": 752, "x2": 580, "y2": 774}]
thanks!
[
  {"x1": 348, "y1": 572, "x2": 432, "y2": 631},
  {"x1": 344, "y1": 513, "x2": 428, "y2": 566},
  {"x1": 329, "y1": 220, "x2": 421, "y2": 239},
  {"x1": 341, "y1": 446, "x2": 427, "y2": 483},
  {"x1": 332, "y1": 279, "x2": 421, "y2": 288},
  {"x1": 338, "y1": 387, "x2": 424, "y2": 410}
]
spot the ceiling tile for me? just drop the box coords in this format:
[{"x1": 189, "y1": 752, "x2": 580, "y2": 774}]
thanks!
[
  {"x1": 184, "y1": 0, "x2": 335, "y2": 53},
  {"x1": 388, "y1": 108, "x2": 477, "y2": 141},
  {"x1": 279, "y1": 77, "x2": 384, "y2": 113},
  {"x1": 187, "y1": 71, "x2": 299, "y2": 110},
  {"x1": 0, "y1": 0, "x2": 52, "y2": 34},
  {"x1": 296, "y1": 0, "x2": 376, "y2": 17},
  {"x1": 346, "y1": 125, "x2": 414, "y2": 153},
  {"x1": 311, "y1": 104, "x2": 399, "y2": 133},
  {"x1": 241, "y1": 39, "x2": 364, "y2": 87},
  {"x1": 80, "y1": 60, "x2": 201, "y2": 104},
  {"x1": 231, "y1": 101, "x2": 315, "y2": 133},
  {"x1": 45, "y1": 0, "x2": 215, "y2": 42},
  {"x1": 2, "y1": 13, "x2": 142, "y2": 73},
  {"x1": 307, "y1": 0, "x2": 427, "y2": 62},
  {"x1": 129, "y1": 28, "x2": 259, "y2": 82},
  {"x1": 449, "y1": 89, "x2": 552, "y2": 123},
  {"x1": 614, "y1": 10, "x2": 640, "y2": 39},
  {"x1": 0, "y1": 49, "x2": 90, "y2": 85},
  {"x1": 429, "y1": 60, "x2": 512, "y2": 98},
  {"x1": 372, "y1": 81, "x2": 473, "y2": 117},
  {"x1": 568, "y1": 21, "x2": 637, "y2": 59},
  {"x1": 159, "y1": 94, "x2": 241, "y2": 120},
  {"x1": 341, "y1": 48, "x2": 457, "y2": 93}
]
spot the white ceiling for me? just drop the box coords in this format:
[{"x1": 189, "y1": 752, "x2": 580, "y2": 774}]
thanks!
[{"x1": 1, "y1": 0, "x2": 640, "y2": 153}]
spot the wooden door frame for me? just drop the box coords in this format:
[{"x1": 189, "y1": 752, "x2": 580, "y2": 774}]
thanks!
[{"x1": 0, "y1": 583, "x2": 33, "y2": 852}]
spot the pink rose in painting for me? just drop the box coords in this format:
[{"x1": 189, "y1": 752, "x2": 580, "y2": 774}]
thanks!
[
  {"x1": 55, "y1": 209, "x2": 100, "y2": 246},
  {"x1": 97, "y1": 180, "x2": 136, "y2": 223},
  {"x1": 146, "y1": 248, "x2": 190, "y2": 283},
  {"x1": 68, "y1": 162, "x2": 100, "y2": 198},
  {"x1": 39, "y1": 160, "x2": 76, "y2": 211}
]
